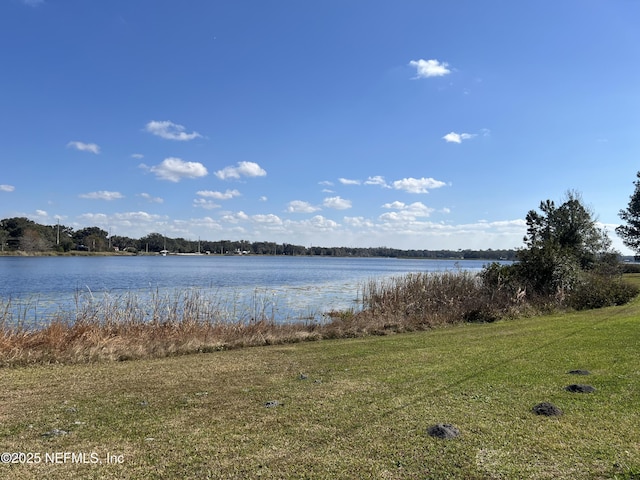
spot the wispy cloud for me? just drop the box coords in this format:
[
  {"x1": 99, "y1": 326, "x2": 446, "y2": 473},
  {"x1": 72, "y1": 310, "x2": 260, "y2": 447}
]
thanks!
[
  {"x1": 196, "y1": 189, "x2": 241, "y2": 200},
  {"x1": 392, "y1": 177, "x2": 447, "y2": 194},
  {"x1": 338, "y1": 178, "x2": 361, "y2": 185},
  {"x1": 442, "y1": 132, "x2": 476, "y2": 144},
  {"x1": 142, "y1": 157, "x2": 208, "y2": 182},
  {"x1": 22, "y1": 0, "x2": 45, "y2": 6},
  {"x1": 287, "y1": 200, "x2": 321, "y2": 213},
  {"x1": 382, "y1": 201, "x2": 407, "y2": 209},
  {"x1": 77, "y1": 211, "x2": 166, "y2": 230},
  {"x1": 145, "y1": 120, "x2": 202, "y2": 141},
  {"x1": 193, "y1": 198, "x2": 221, "y2": 210},
  {"x1": 131, "y1": 153, "x2": 144, "y2": 159},
  {"x1": 252, "y1": 214, "x2": 283, "y2": 225},
  {"x1": 79, "y1": 191, "x2": 124, "y2": 201},
  {"x1": 443, "y1": 129, "x2": 489, "y2": 143},
  {"x1": 409, "y1": 59, "x2": 451, "y2": 78},
  {"x1": 221, "y1": 211, "x2": 250, "y2": 224},
  {"x1": 344, "y1": 216, "x2": 374, "y2": 228},
  {"x1": 0, "y1": 184, "x2": 15, "y2": 192},
  {"x1": 215, "y1": 161, "x2": 266, "y2": 180},
  {"x1": 138, "y1": 193, "x2": 163, "y2": 203},
  {"x1": 380, "y1": 201, "x2": 434, "y2": 221},
  {"x1": 364, "y1": 176, "x2": 390, "y2": 187},
  {"x1": 305, "y1": 215, "x2": 339, "y2": 231},
  {"x1": 323, "y1": 196, "x2": 352, "y2": 210},
  {"x1": 67, "y1": 141, "x2": 100, "y2": 154}
]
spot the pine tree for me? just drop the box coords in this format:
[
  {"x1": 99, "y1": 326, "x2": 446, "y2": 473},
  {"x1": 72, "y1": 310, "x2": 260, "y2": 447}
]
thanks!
[{"x1": 616, "y1": 171, "x2": 640, "y2": 256}]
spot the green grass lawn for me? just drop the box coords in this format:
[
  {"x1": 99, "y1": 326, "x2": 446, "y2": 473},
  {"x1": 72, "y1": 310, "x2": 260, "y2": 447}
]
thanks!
[{"x1": 1, "y1": 295, "x2": 639, "y2": 479}]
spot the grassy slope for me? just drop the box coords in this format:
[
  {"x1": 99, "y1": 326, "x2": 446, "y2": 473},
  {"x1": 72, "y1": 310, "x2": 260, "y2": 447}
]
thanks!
[{"x1": 1, "y1": 293, "x2": 639, "y2": 479}]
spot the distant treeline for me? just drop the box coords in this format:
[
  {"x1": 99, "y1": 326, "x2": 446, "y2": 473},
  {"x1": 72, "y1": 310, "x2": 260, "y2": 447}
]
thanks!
[{"x1": 0, "y1": 216, "x2": 517, "y2": 260}]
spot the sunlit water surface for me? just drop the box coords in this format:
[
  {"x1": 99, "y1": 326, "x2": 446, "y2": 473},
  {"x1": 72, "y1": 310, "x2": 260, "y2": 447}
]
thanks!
[{"x1": 0, "y1": 256, "x2": 503, "y2": 326}]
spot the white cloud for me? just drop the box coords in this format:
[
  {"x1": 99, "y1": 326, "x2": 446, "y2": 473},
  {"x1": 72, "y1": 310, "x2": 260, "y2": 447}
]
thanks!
[
  {"x1": 344, "y1": 216, "x2": 374, "y2": 228},
  {"x1": 379, "y1": 201, "x2": 434, "y2": 222},
  {"x1": 145, "y1": 157, "x2": 208, "y2": 182},
  {"x1": 112, "y1": 211, "x2": 163, "y2": 223},
  {"x1": 287, "y1": 200, "x2": 321, "y2": 213},
  {"x1": 79, "y1": 191, "x2": 124, "y2": 201},
  {"x1": 252, "y1": 214, "x2": 283, "y2": 225},
  {"x1": 305, "y1": 215, "x2": 339, "y2": 231},
  {"x1": 67, "y1": 141, "x2": 100, "y2": 154},
  {"x1": 221, "y1": 211, "x2": 250, "y2": 224},
  {"x1": 382, "y1": 201, "x2": 407, "y2": 209},
  {"x1": 145, "y1": 120, "x2": 202, "y2": 141},
  {"x1": 409, "y1": 59, "x2": 451, "y2": 78},
  {"x1": 196, "y1": 189, "x2": 241, "y2": 200},
  {"x1": 364, "y1": 176, "x2": 389, "y2": 187},
  {"x1": 323, "y1": 196, "x2": 352, "y2": 210},
  {"x1": 193, "y1": 198, "x2": 221, "y2": 210},
  {"x1": 0, "y1": 185, "x2": 15, "y2": 192},
  {"x1": 138, "y1": 193, "x2": 163, "y2": 204},
  {"x1": 442, "y1": 132, "x2": 477, "y2": 144},
  {"x1": 318, "y1": 181, "x2": 334, "y2": 187},
  {"x1": 215, "y1": 161, "x2": 266, "y2": 180},
  {"x1": 131, "y1": 153, "x2": 144, "y2": 159},
  {"x1": 338, "y1": 178, "x2": 361, "y2": 185},
  {"x1": 392, "y1": 177, "x2": 447, "y2": 194}
]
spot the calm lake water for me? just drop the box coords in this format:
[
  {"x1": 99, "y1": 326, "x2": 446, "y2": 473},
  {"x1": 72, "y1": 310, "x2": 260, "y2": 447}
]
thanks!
[{"x1": 0, "y1": 255, "x2": 501, "y2": 326}]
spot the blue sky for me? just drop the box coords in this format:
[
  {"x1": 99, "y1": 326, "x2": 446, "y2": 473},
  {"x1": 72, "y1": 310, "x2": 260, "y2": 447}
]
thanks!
[{"x1": 2, "y1": 1, "x2": 640, "y2": 253}]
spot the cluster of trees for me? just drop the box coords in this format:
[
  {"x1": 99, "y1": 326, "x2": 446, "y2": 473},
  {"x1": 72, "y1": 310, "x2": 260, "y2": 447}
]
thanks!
[
  {"x1": 0, "y1": 218, "x2": 517, "y2": 259},
  {"x1": 0, "y1": 217, "x2": 107, "y2": 253},
  {"x1": 483, "y1": 190, "x2": 638, "y2": 310}
]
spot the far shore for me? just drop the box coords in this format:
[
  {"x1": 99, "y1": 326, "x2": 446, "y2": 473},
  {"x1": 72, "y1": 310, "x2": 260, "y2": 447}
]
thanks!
[{"x1": 0, "y1": 250, "x2": 511, "y2": 260}]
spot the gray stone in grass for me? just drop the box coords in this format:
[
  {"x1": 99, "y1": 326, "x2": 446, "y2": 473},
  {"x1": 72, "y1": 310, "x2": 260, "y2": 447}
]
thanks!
[
  {"x1": 427, "y1": 423, "x2": 460, "y2": 439},
  {"x1": 567, "y1": 369, "x2": 591, "y2": 375},
  {"x1": 264, "y1": 400, "x2": 281, "y2": 408},
  {"x1": 42, "y1": 428, "x2": 68, "y2": 438},
  {"x1": 532, "y1": 402, "x2": 563, "y2": 416},
  {"x1": 565, "y1": 384, "x2": 596, "y2": 393}
]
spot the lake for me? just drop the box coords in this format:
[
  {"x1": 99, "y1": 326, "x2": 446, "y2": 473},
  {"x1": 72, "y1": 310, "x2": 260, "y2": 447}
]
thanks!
[{"x1": 0, "y1": 255, "x2": 502, "y2": 326}]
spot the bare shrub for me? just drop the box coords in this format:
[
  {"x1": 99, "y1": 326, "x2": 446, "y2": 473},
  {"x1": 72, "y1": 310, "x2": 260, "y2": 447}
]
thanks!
[{"x1": 359, "y1": 271, "x2": 499, "y2": 329}]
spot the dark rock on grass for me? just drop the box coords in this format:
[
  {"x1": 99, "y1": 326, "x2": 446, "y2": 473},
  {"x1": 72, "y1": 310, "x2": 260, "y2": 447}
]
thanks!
[
  {"x1": 264, "y1": 400, "x2": 281, "y2": 408},
  {"x1": 427, "y1": 423, "x2": 460, "y2": 439},
  {"x1": 565, "y1": 384, "x2": 596, "y2": 393},
  {"x1": 567, "y1": 369, "x2": 591, "y2": 375},
  {"x1": 298, "y1": 374, "x2": 308, "y2": 380},
  {"x1": 532, "y1": 402, "x2": 563, "y2": 416}
]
